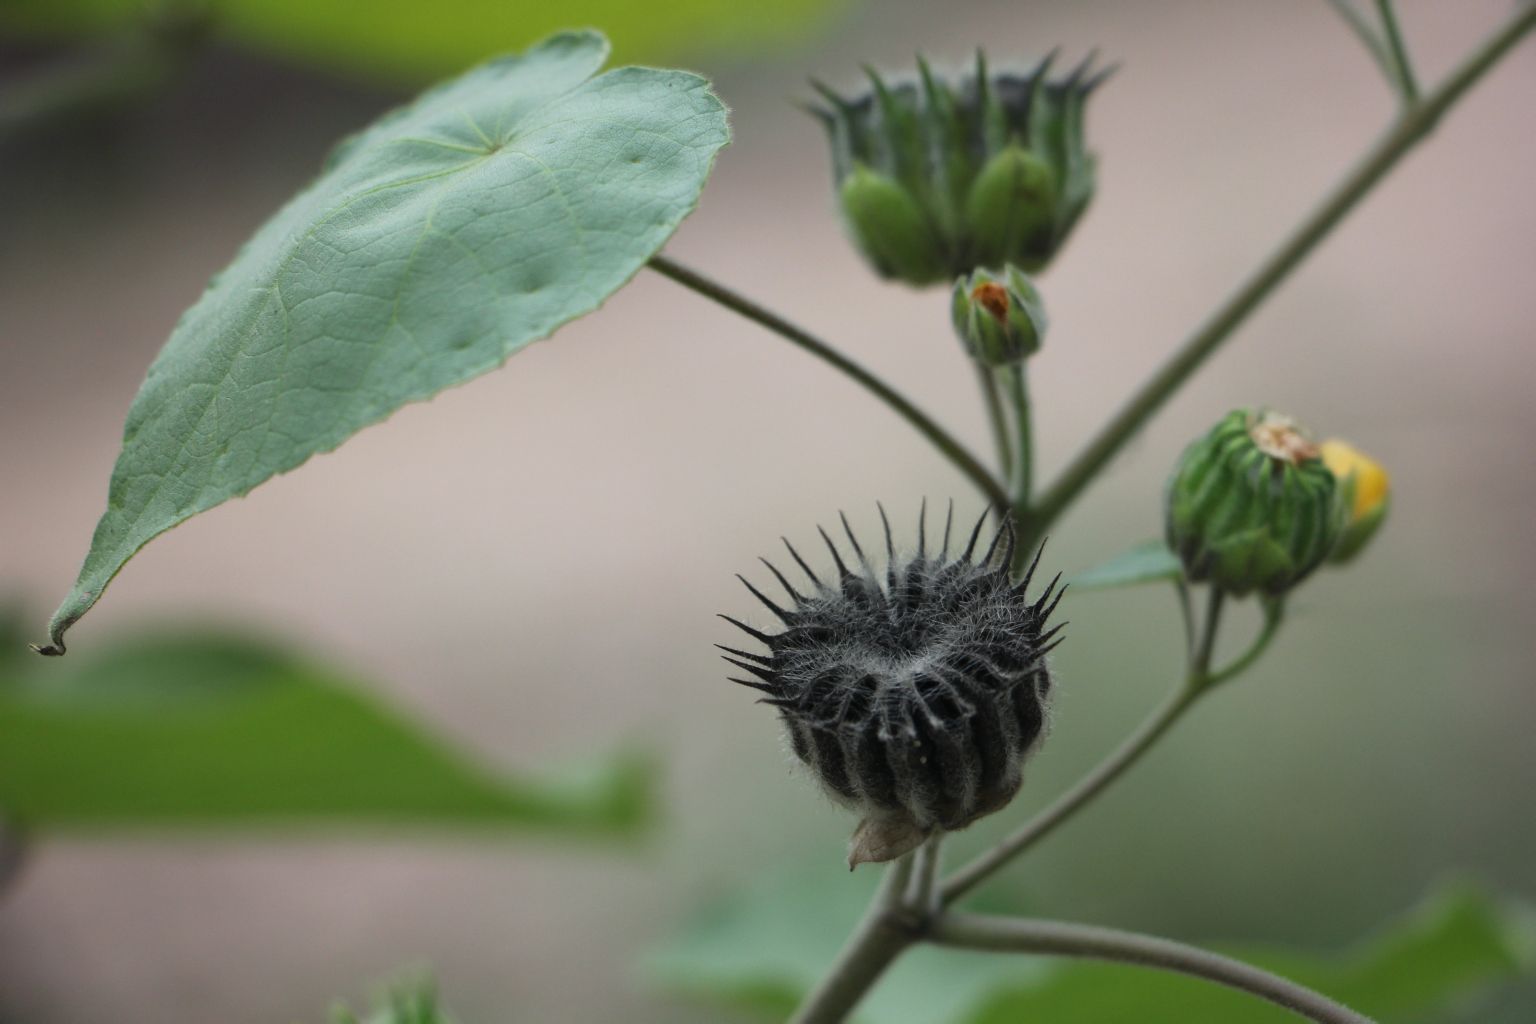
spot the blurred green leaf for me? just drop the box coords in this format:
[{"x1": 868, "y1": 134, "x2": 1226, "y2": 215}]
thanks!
[
  {"x1": 0, "y1": 620, "x2": 653, "y2": 833},
  {"x1": 0, "y1": 0, "x2": 845, "y2": 83},
  {"x1": 331, "y1": 976, "x2": 456, "y2": 1024},
  {"x1": 972, "y1": 883, "x2": 1532, "y2": 1023},
  {"x1": 652, "y1": 872, "x2": 1532, "y2": 1024},
  {"x1": 648, "y1": 865, "x2": 1050, "y2": 1023},
  {"x1": 1072, "y1": 539, "x2": 1183, "y2": 590},
  {"x1": 37, "y1": 30, "x2": 728, "y2": 654}
]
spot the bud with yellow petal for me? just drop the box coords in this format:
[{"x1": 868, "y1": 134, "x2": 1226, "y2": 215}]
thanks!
[
  {"x1": 1165, "y1": 410, "x2": 1344, "y2": 597},
  {"x1": 1319, "y1": 439, "x2": 1390, "y2": 563},
  {"x1": 951, "y1": 265, "x2": 1048, "y2": 365}
]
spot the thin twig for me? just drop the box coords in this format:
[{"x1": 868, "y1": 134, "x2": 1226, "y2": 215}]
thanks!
[
  {"x1": 1204, "y1": 597, "x2": 1285, "y2": 688},
  {"x1": 648, "y1": 256, "x2": 1008, "y2": 508},
  {"x1": 1192, "y1": 586, "x2": 1226, "y2": 678},
  {"x1": 1324, "y1": 0, "x2": 1401, "y2": 89},
  {"x1": 930, "y1": 914, "x2": 1373, "y2": 1024},
  {"x1": 788, "y1": 8, "x2": 1536, "y2": 1016},
  {"x1": 789, "y1": 855, "x2": 919, "y2": 1024},
  {"x1": 907, "y1": 834, "x2": 944, "y2": 917},
  {"x1": 942, "y1": 587, "x2": 1227, "y2": 905},
  {"x1": 1023, "y1": 5, "x2": 1536, "y2": 547},
  {"x1": 941, "y1": 680, "x2": 1200, "y2": 905},
  {"x1": 1374, "y1": 0, "x2": 1420, "y2": 103},
  {"x1": 1005, "y1": 364, "x2": 1033, "y2": 507},
  {"x1": 974, "y1": 363, "x2": 1013, "y2": 480}
]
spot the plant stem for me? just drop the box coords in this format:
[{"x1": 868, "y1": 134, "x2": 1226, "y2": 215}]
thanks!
[
  {"x1": 940, "y1": 680, "x2": 1200, "y2": 905},
  {"x1": 942, "y1": 586, "x2": 1228, "y2": 904},
  {"x1": 1023, "y1": 5, "x2": 1536, "y2": 546},
  {"x1": 1204, "y1": 598, "x2": 1284, "y2": 688},
  {"x1": 1192, "y1": 587, "x2": 1226, "y2": 678},
  {"x1": 974, "y1": 364, "x2": 1014, "y2": 482},
  {"x1": 1374, "y1": 0, "x2": 1420, "y2": 103},
  {"x1": 1005, "y1": 363, "x2": 1036, "y2": 573},
  {"x1": 907, "y1": 834, "x2": 944, "y2": 917},
  {"x1": 930, "y1": 914, "x2": 1373, "y2": 1024},
  {"x1": 1005, "y1": 364, "x2": 1033, "y2": 508},
  {"x1": 1323, "y1": 0, "x2": 1399, "y2": 90},
  {"x1": 648, "y1": 255, "x2": 1008, "y2": 508},
  {"x1": 1175, "y1": 579, "x2": 1196, "y2": 662},
  {"x1": 789, "y1": 856, "x2": 920, "y2": 1024}
]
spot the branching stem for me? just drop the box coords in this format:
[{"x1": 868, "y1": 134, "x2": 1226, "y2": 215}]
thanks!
[
  {"x1": 1374, "y1": 0, "x2": 1420, "y2": 103},
  {"x1": 1324, "y1": 0, "x2": 1400, "y2": 90},
  {"x1": 931, "y1": 914, "x2": 1373, "y2": 1024},
  {"x1": 648, "y1": 256, "x2": 1008, "y2": 508},
  {"x1": 1021, "y1": 5, "x2": 1536, "y2": 547},
  {"x1": 782, "y1": 8, "x2": 1534, "y2": 1021},
  {"x1": 788, "y1": 855, "x2": 919, "y2": 1024},
  {"x1": 941, "y1": 678, "x2": 1200, "y2": 905}
]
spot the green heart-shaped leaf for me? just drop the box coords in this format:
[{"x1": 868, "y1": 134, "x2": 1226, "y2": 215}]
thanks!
[{"x1": 38, "y1": 30, "x2": 729, "y2": 654}]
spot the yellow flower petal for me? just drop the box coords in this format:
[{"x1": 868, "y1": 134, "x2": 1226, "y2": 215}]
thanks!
[{"x1": 1320, "y1": 439, "x2": 1390, "y2": 521}]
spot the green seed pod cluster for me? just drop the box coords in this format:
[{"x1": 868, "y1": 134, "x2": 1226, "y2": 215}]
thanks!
[
  {"x1": 951, "y1": 264, "x2": 1048, "y2": 365},
  {"x1": 1165, "y1": 410, "x2": 1344, "y2": 597},
  {"x1": 809, "y1": 51, "x2": 1110, "y2": 286}
]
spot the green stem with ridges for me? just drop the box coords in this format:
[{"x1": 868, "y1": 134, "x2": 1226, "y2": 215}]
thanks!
[
  {"x1": 648, "y1": 256, "x2": 1008, "y2": 509},
  {"x1": 1022, "y1": 6, "x2": 1536, "y2": 548}
]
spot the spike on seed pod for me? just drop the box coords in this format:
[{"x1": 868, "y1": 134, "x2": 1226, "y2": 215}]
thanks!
[{"x1": 721, "y1": 505, "x2": 1064, "y2": 867}]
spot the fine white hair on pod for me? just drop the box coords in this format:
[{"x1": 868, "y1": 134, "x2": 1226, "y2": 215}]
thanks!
[{"x1": 719, "y1": 503, "x2": 1064, "y2": 868}]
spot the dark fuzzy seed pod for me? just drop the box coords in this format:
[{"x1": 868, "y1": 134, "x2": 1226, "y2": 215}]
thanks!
[{"x1": 721, "y1": 504, "x2": 1064, "y2": 866}]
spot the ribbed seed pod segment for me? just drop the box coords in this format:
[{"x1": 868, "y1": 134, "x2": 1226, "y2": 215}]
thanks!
[
  {"x1": 720, "y1": 505, "x2": 1064, "y2": 866},
  {"x1": 1165, "y1": 410, "x2": 1344, "y2": 597},
  {"x1": 809, "y1": 51, "x2": 1111, "y2": 285}
]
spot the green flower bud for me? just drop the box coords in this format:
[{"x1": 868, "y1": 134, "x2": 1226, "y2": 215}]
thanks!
[
  {"x1": 965, "y1": 146, "x2": 1058, "y2": 271},
  {"x1": 951, "y1": 265, "x2": 1048, "y2": 365},
  {"x1": 1165, "y1": 410, "x2": 1343, "y2": 597},
  {"x1": 1320, "y1": 440, "x2": 1390, "y2": 564},
  {"x1": 810, "y1": 51, "x2": 1110, "y2": 286},
  {"x1": 838, "y1": 165, "x2": 949, "y2": 284}
]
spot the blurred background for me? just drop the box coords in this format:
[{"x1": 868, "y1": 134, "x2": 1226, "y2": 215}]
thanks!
[{"x1": 2, "y1": 0, "x2": 1534, "y2": 1021}]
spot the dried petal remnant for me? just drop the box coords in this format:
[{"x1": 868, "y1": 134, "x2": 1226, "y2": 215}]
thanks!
[
  {"x1": 1250, "y1": 412, "x2": 1321, "y2": 465},
  {"x1": 972, "y1": 281, "x2": 1011, "y2": 323}
]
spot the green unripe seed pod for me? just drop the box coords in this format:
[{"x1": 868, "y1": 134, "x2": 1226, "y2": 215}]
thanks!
[
  {"x1": 964, "y1": 145, "x2": 1059, "y2": 272},
  {"x1": 951, "y1": 264, "x2": 1048, "y2": 365},
  {"x1": 1165, "y1": 410, "x2": 1344, "y2": 597},
  {"x1": 808, "y1": 52, "x2": 1109, "y2": 285},
  {"x1": 837, "y1": 165, "x2": 949, "y2": 285}
]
